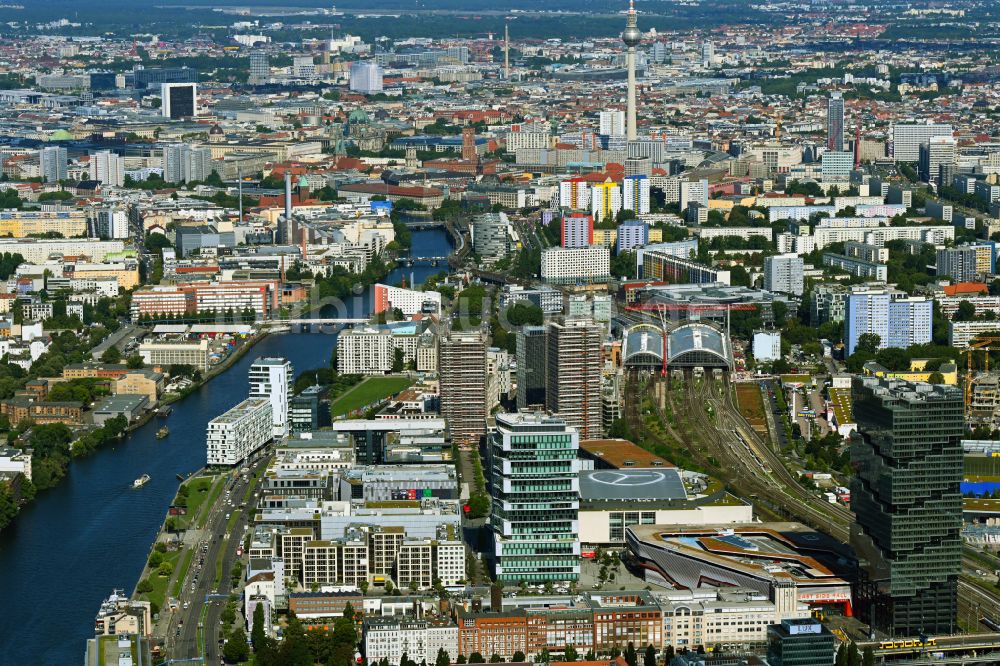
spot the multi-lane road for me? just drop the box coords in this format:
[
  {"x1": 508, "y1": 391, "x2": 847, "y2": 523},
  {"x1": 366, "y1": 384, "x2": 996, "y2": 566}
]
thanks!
[{"x1": 163, "y1": 457, "x2": 267, "y2": 662}]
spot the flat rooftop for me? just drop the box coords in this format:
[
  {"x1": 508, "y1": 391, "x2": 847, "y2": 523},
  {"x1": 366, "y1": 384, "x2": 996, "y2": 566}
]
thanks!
[
  {"x1": 628, "y1": 522, "x2": 853, "y2": 587},
  {"x1": 580, "y1": 468, "x2": 686, "y2": 501},
  {"x1": 580, "y1": 438, "x2": 674, "y2": 469}
]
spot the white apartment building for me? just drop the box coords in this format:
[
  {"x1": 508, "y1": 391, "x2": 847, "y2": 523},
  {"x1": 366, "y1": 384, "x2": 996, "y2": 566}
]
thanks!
[
  {"x1": 349, "y1": 61, "x2": 384, "y2": 93},
  {"x1": 337, "y1": 326, "x2": 420, "y2": 376},
  {"x1": 949, "y1": 320, "x2": 1000, "y2": 348},
  {"x1": 364, "y1": 619, "x2": 459, "y2": 666},
  {"x1": 249, "y1": 357, "x2": 293, "y2": 437},
  {"x1": 892, "y1": 123, "x2": 952, "y2": 162},
  {"x1": 374, "y1": 284, "x2": 442, "y2": 317},
  {"x1": 436, "y1": 540, "x2": 466, "y2": 587},
  {"x1": 337, "y1": 327, "x2": 394, "y2": 375},
  {"x1": 92, "y1": 150, "x2": 125, "y2": 187},
  {"x1": 559, "y1": 180, "x2": 591, "y2": 210},
  {"x1": 163, "y1": 144, "x2": 212, "y2": 184},
  {"x1": 138, "y1": 339, "x2": 211, "y2": 371},
  {"x1": 623, "y1": 175, "x2": 650, "y2": 215},
  {"x1": 679, "y1": 179, "x2": 709, "y2": 212},
  {"x1": 505, "y1": 128, "x2": 551, "y2": 153},
  {"x1": 697, "y1": 227, "x2": 773, "y2": 242},
  {"x1": 541, "y1": 247, "x2": 610, "y2": 284},
  {"x1": 763, "y1": 253, "x2": 804, "y2": 296},
  {"x1": 752, "y1": 331, "x2": 781, "y2": 362},
  {"x1": 599, "y1": 110, "x2": 626, "y2": 137},
  {"x1": 206, "y1": 398, "x2": 273, "y2": 466},
  {"x1": 95, "y1": 209, "x2": 129, "y2": 239}
]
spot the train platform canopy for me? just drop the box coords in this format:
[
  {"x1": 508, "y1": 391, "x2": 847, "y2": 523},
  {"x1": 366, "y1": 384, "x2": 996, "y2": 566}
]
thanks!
[
  {"x1": 622, "y1": 323, "x2": 665, "y2": 369},
  {"x1": 151, "y1": 324, "x2": 189, "y2": 334},
  {"x1": 189, "y1": 324, "x2": 254, "y2": 335},
  {"x1": 666, "y1": 322, "x2": 732, "y2": 369}
]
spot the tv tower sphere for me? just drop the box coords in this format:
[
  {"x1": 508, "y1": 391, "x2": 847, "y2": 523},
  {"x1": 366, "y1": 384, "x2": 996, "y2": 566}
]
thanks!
[{"x1": 622, "y1": 1, "x2": 641, "y2": 47}]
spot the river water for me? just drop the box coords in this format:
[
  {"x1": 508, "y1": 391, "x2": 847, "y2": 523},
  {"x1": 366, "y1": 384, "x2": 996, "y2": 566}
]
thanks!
[{"x1": 0, "y1": 229, "x2": 451, "y2": 664}]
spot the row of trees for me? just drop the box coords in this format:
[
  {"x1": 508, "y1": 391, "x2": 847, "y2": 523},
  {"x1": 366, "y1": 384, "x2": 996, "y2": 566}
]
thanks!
[{"x1": 249, "y1": 606, "x2": 357, "y2": 665}]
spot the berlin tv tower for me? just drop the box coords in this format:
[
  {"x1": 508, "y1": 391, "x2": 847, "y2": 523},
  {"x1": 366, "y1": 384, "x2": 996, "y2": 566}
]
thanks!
[{"x1": 622, "y1": 0, "x2": 641, "y2": 141}]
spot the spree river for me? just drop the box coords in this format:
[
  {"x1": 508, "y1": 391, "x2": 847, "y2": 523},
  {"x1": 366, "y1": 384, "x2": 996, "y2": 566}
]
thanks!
[{"x1": 0, "y1": 228, "x2": 452, "y2": 664}]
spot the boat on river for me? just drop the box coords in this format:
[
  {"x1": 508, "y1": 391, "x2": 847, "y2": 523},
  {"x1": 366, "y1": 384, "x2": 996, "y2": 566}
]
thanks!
[
  {"x1": 132, "y1": 474, "x2": 150, "y2": 489},
  {"x1": 156, "y1": 427, "x2": 169, "y2": 439}
]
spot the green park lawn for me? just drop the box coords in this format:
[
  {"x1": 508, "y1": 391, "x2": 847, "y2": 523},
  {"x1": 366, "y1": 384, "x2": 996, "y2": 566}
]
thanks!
[{"x1": 330, "y1": 376, "x2": 413, "y2": 417}]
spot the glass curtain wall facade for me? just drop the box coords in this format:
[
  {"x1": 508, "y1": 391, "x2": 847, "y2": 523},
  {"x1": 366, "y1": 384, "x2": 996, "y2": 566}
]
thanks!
[
  {"x1": 850, "y1": 377, "x2": 963, "y2": 635},
  {"x1": 489, "y1": 412, "x2": 580, "y2": 583}
]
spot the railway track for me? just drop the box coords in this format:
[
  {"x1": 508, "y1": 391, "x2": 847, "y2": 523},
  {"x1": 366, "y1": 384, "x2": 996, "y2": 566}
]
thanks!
[
  {"x1": 654, "y1": 370, "x2": 852, "y2": 541},
  {"x1": 627, "y1": 370, "x2": 1000, "y2": 620}
]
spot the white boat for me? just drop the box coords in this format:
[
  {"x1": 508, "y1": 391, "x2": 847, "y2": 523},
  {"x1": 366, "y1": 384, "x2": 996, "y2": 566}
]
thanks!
[{"x1": 132, "y1": 474, "x2": 150, "y2": 489}]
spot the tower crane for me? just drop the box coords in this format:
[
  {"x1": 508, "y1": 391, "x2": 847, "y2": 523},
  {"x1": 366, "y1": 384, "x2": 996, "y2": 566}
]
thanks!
[{"x1": 965, "y1": 336, "x2": 1000, "y2": 413}]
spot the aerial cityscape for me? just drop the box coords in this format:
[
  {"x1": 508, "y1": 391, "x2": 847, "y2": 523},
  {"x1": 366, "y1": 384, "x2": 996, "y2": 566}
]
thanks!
[{"x1": 0, "y1": 0, "x2": 998, "y2": 664}]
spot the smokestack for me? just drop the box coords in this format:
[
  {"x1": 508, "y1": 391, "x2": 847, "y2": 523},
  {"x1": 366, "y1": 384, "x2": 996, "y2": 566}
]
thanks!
[
  {"x1": 284, "y1": 171, "x2": 292, "y2": 222},
  {"x1": 237, "y1": 165, "x2": 244, "y2": 222},
  {"x1": 504, "y1": 23, "x2": 510, "y2": 80}
]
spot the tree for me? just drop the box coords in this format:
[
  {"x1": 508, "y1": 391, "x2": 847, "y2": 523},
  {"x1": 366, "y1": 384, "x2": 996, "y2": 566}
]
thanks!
[
  {"x1": 136, "y1": 579, "x2": 153, "y2": 594},
  {"x1": 490, "y1": 655, "x2": 503, "y2": 663},
  {"x1": 625, "y1": 642, "x2": 638, "y2": 666},
  {"x1": 611, "y1": 250, "x2": 637, "y2": 279},
  {"x1": 847, "y1": 641, "x2": 861, "y2": 666},
  {"x1": 101, "y1": 346, "x2": 122, "y2": 364},
  {"x1": 126, "y1": 354, "x2": 144, "y2": 369},
  {"x1": 223, "y1": 629, "x2": 250, "y2": 663},
  {"x1": 643, "y1": 645, "x2": 656, "y2": 666},
  {"x1": 862, "y1": 646, "x2": 875, "y2": 666},
  {"x1": 469, "y1": 653, "x2": 485, "y2": 664},
  {"x1": 251, "y1": 602, "x2": 267, "y2": 649},
  {"x1": 954, "y1": 300, "x2": 976, "y2": 321},
  {"x1": 836, "y1": 643, "x2": 849, "y2": 666},
  {"x1": 392, "y1": 347, "x2": 405, "y2": 373},
  {"x1": 855, "y1": 333, "x2": 881, "y2": 355},
  {"x1": 436, "y1": 648, "x2": 452, "y2": 666},
  {"x1": 772, "y1": 300, "x2": 789, "y2": 327},
  {"x1": 511, "y1": 652, "x2": 525, "y2": 663},
  {"x1": 564, "y1": 645, "x2": 578, "y2": 662},
  {"x1": 928, "y1": 371, "x2": 945, "y2": 384}
]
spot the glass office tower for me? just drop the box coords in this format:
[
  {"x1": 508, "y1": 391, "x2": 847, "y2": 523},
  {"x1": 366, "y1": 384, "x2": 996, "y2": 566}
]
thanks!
[
  {"x1": 850, "y1": 377, "x2": 963, "y2": 635},
  {"x1": 489, "y1": 412, "x2": 580, "y2": 583}
]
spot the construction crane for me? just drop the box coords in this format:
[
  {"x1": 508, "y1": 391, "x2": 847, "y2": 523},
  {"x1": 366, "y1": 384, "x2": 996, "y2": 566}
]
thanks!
[
  {"x1": 964, "y1": 336, "x2": 1000, "y2": 412},
  {"x1": 624, "y1": 302, "x2": 757, "y2": 375}
]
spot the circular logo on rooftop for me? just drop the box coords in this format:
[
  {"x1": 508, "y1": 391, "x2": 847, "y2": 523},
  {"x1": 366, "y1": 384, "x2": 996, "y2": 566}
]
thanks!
[{"x1": 588, "y1": 471, "x2": 666, "y2": 486}]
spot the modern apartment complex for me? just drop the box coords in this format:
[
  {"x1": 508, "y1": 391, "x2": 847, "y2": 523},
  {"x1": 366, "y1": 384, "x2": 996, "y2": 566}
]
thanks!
[
  {"x1": 249, "y1": 357, "x2": 293, "y2": 437},
  {"x1": 206, "y1": 397, "x2": 273, "y2": 466}
]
